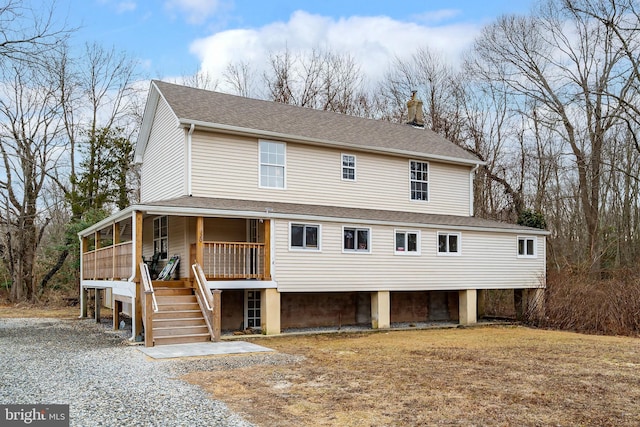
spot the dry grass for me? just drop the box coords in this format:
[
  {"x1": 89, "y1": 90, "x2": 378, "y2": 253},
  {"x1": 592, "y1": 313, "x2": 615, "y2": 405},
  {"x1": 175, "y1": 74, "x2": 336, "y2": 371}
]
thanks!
[
  {"x1": 0, "y1": 304, "x2": 78, "y2": 319},
  {"x1": 183, "y1": 326, "x2": 640, "y2": 426}
]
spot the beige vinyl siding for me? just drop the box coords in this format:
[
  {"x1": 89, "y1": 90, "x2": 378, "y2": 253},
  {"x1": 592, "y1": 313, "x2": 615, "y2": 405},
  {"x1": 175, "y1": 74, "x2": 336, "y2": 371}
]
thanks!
[
  {"x1": 273, "y1": 220, "x2": 545, "y2": 292},
  {"x1": 190, "y1": 132, "x2": 471, "y2": 216},
  {"x1": 140, "y1": 98, "x2": 186, "y2": 203},
  {"x1": 142, "y1": 216, "x2": 189, "y2": 278}
]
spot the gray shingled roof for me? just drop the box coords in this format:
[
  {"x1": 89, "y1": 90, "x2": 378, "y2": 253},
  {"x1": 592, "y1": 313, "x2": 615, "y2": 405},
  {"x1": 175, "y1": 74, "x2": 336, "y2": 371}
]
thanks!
[
  {"x1": 152, "y1": 80, "x2": 481, "y2": 164},
  {"x1": 142, "y1": 196, "x2": 547, "y2": 234}
]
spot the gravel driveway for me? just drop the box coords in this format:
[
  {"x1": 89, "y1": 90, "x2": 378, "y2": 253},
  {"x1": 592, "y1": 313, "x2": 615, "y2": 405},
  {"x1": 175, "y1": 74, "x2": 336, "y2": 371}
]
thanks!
[{"x1": 0, "y1": 317, "x2": 295, "y2": 426}]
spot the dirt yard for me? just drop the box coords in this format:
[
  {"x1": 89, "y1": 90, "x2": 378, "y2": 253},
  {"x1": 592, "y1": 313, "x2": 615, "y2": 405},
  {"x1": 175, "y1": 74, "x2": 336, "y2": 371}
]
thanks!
[
  {"x1": 0, "y1": 304, "x2": 78, "y2": 318},
  {"x1": 183, "y1": 326, "x2": 640, "y2": 426}
]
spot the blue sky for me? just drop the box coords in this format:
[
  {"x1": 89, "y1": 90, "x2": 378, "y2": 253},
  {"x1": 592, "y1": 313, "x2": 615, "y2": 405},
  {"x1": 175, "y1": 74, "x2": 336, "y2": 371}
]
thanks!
[{"x1": 58, "y1": 0, "x2": 534, "y2": 83}]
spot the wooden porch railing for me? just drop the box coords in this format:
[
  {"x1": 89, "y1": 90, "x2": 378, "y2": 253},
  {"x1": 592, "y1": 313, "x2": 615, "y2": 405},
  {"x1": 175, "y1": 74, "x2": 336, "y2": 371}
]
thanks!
[
  {"x1": 191, "y1": 242, "x2": 266, "y2": 280},
  {"x1": 82, "y1": 241, "x2": 133, "y2": 280}
]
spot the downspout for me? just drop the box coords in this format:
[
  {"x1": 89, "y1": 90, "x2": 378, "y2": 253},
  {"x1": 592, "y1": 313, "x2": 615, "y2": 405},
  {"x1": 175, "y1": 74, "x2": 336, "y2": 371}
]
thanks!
[
  {"x1": 128, "y1": 210, "x2": 137, "y2": 341},
  {"x1": 187, "y1": 123, "x2": 195, "y2": 196},
  {"x1": 469, "y1": 164, "x2": 480, "y2": 217}
]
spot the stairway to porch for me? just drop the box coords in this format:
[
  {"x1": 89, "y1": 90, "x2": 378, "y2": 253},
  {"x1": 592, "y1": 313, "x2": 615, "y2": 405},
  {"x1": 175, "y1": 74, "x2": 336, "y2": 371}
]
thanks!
[{"x1": 151, "y1": 282, "x2": 211, "y2": 346}]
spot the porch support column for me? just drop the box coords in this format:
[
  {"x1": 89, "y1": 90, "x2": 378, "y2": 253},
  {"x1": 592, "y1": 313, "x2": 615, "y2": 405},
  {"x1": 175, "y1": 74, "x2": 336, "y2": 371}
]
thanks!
[
  {"x1": 80, "y1": 236, "x2": 89, "y2": 318},
  {"x1": 371, "y1": 291, "x2": 390, "y2": 329},
  {"x1": 262, "y1": 288, "x2": 280, "y2": 335},
  {"x1": 263, "y1": 219, "x2": 271, "y2": 280},
  {"x1": 459, "y1": 289, "x2": 477, "y2": 326},
  {"x1": 133, "y1": 210, "x2": 144, "y2": 339},
  {"x1": 477, "y1": 289, "x2": 486, "y2": 319},
  {"x1": 195, "y1": 216, "x2": 204, "y2": 276}
]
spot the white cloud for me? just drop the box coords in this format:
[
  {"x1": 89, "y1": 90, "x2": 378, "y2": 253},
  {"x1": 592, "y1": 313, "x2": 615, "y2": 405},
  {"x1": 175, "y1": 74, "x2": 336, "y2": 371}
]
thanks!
[
  {"x1": 189, "y1": 10, "x2": 480, "y2": 92},
  {"x1": 116, "y1": 2, "x2": 137, "y2": 13},
  {"x1": 412, "y1": 9, "x2": 462, "y2": 24},
  {"x1": 164, "y1": 0, "x2": 222, "y2": 25}
]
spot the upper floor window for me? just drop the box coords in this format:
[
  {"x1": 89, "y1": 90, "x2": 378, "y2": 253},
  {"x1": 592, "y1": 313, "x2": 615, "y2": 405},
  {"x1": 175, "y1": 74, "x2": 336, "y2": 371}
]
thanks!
[
  {"x1": 395, "y1": 230, "x2": 420, "y2": 255},
  {"x1": 259, "y1": 140, "x2": 285, "y2": 188},
  {"x1": 153, "y1": 216, "x2": 168, "y2": 260},
  {"x1": 438, "y1": 232, "x2": 460, "y2": 255},
  {"x1": 410, "y1": 160, "x2": 429, "y2": 201},
  {"x1": 290, "y1": 223, "x2": 320, "y2": 250},
  {"x1": 342, "y1": 154, "x2": 356, "y2": 181},
  {"x1": 343, "y1": 227, "x2": 370, "y2": 253},
  {"x1": 518, "y1": 236, "x2": 537, "y2": 257}
]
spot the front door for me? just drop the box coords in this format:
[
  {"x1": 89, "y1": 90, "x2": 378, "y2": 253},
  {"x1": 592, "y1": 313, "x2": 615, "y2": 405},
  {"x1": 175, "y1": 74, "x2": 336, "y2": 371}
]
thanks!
[{"x1": 245, "y1": 289, "x2": 261, "y2": 329}]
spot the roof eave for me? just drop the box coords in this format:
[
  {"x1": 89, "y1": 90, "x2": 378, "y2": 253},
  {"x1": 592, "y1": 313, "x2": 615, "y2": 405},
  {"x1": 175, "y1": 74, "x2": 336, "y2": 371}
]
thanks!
[{"x1": 179, "y1": 119, "x2": 485, "y2": 167}]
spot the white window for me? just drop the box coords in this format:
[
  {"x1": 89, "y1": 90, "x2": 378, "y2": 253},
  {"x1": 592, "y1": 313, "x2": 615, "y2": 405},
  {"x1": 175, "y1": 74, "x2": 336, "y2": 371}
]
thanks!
[
  {"x1": 290, "y1": 223, "x2": 320, "y2": 250},
  {"x1": 259, "y1": 140, "x2": 285, "y2": 188},
  {"x1": 342, "y1": 154, "x2": 356, "y2": 181},
  {"x1": 153, "y1": 216, "x2": 168, "y2": 260},
  {"x1": 410, "y1": 160, "x2": 429, "y2": 201},
  {"x1": 395, "y1": 230, "x2": 420, "y2": 255},
  {"x1": 343, "y1": 227, "x2": 370, "y2": 253},
  {"x1": 518, "y1": 236, "x2": 537, "y2": 257},
  {"x1": 438, "y1": 232, "x2": 460, "y2": 255}
]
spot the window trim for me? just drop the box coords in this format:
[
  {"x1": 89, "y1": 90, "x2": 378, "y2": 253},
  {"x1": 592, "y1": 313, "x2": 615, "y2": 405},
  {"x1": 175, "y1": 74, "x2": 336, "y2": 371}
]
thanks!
[
  {"x1": 289, "y1": 223, "x2": 321, "y2": 251},
  {"x1": 394, "y1": 229, "x2": 421, "y2": 255},
  {"x1": 409, "y1": 159, "x2": 429, "y2": 202},
  {"x1": 437, "y1": 231, "x2": 461, "y2": 256},
  {"x1": 517, "y1": 236, "x2": 537, "y2": 258},
  {"x1": 258, "y1": 139, "x2": 286, "y2": 189},
  {"x1": 153, "y1": 216, "x2": 168, "y2": 260},
  {"x1": 342, "y1": 226, "x2": 372, "y2": 254},
  {"x1": 341, "y1": 153, "x2": 356, "y2": 182}
]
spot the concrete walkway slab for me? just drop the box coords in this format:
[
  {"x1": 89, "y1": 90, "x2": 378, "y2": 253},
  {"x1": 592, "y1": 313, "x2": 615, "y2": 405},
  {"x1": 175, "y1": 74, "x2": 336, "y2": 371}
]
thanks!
[{"x1": 138, "y1": 341, "x2": 274, "y2": 359}]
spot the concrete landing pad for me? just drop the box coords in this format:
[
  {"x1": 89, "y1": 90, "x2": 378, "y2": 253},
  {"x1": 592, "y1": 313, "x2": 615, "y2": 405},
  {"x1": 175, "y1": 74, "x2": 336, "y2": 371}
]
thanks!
[{"x1": 138, "y1": 341, "x2": 274, "y2": 359}]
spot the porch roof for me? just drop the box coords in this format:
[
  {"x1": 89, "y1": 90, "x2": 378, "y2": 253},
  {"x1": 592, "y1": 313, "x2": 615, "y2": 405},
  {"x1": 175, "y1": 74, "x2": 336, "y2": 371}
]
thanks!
[{"x1": 138, "y1": 196, "x2": 549, "y2": 235}]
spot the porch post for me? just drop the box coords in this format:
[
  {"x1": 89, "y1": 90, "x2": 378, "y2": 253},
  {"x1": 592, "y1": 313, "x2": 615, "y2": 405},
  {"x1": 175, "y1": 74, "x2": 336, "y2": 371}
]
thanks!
[
  {"x1": 196, "y1": 216, "x2": 204, "y2": 268},
  {"x1": 80, "y1": 236, "x2": 89, "y2": 318},
  {"x1": 112, "y1": 222, "x2": 120, "y2": 279},
  {"x1": 133, "y1": 211, "x2": 144, "y2": 339},
  {"x1": 371, "y1": 291, "x2": 390, "y2": 329},
  {"x1": 262, "y1": 288, "x2": 280, "y2": 335},
  {"x1": 212, "y1": 290, "x2": 222, "y2": 341},
  {"x1": 459, "y1": 289, "x2": 477, "y2": 325},
  {"x1": 263, "y1": 219, "x2": 271, "y2": 280},
  {"x1": 94, "y1": 231, "x2": 101, "y2": 280}
]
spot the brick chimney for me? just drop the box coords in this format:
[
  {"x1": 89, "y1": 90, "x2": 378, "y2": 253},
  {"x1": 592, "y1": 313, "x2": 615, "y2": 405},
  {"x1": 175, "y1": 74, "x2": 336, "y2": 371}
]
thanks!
[{"x1": 406, "y1": 90, "x2": 424, "y2": 127}]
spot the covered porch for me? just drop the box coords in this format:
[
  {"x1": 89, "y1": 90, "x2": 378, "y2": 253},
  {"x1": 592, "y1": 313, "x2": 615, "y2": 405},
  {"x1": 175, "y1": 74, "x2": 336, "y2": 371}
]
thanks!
[{"x1": 78, "y1": 206, "x2": 276, "y2": 345}]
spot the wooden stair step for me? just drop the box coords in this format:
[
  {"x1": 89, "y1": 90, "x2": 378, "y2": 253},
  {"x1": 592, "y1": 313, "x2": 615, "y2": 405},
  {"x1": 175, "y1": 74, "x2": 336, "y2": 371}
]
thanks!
[
  {"x1": 153, "y1": 325, "x2": 209, "y2": 337},
  {"x1": 153, "y1": 318, "x2": 206, "y2": 328},
  {"x1": 154, "y1": 333, "x2": 210, "y2": 345},
  {"x1": 153, "y1": 310, "x2": 203, "y2": 320},
  {"x1": 154, "y1": 288, "x2": 193, "y2": 296},
  {"x1": 156, "y1": 302, "x2": 200, "y2": 311},
  {"x1": 155, "y1": 295, "x2": 197, "y2": 303}
]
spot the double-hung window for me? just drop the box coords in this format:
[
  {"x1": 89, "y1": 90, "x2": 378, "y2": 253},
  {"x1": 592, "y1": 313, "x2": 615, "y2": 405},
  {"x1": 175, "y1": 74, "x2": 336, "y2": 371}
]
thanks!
[
  {"x1": 342, "y1": 154, "x2": 356, "y2": 181},
  {"x1": 153, "y1": 216, "x2": 168, "y2": 260},
  {"x1": 518, "y1": 236, "x2": 537, "y2": 257},
  {"x1": 259, "y1": 140, "x2": 285, "y2": 188},
  {"x1": 410, "y1": 160, "x2": 429, "y2": 201},
  {"x1": 290, "y1": 224, "x2": 320, "y2": 250},
  {"x1": 395, "y1": 230, "x2": 420, "y2": 254},
  {"x1": 343, "y1": 227, "x2": 370, "y2": 253},
  {"x1": 437, "y1": 232, "x2": 460, "y2": 255}
]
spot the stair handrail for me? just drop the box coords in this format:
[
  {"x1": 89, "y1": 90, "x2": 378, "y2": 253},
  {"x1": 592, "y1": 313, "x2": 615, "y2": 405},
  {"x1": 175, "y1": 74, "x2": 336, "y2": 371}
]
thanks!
[
  {"x1": 192, "y1": 262, "x2": 213, "y2": 311},
  {"x1": 140, "y1": 262, "x2": 158, "y2": 312}
]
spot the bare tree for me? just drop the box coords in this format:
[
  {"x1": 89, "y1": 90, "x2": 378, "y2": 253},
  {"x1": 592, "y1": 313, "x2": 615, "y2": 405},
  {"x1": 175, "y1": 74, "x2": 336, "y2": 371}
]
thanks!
[
  {"x1": 0, "y1": 62, "x2": 65, "y2": 301},
  {"x1": 223, "y1": 61, "x2": 254, "y2": 97},
  {"x1": 468, "y1": 0, "x2": 634, "y2": 272}
]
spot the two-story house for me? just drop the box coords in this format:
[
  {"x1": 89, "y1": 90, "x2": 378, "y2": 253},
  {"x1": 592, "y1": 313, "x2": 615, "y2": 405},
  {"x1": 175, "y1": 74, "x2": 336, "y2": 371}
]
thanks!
[{"x1": 78, "y1": 80, "x2": 547, "y2": 346}]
